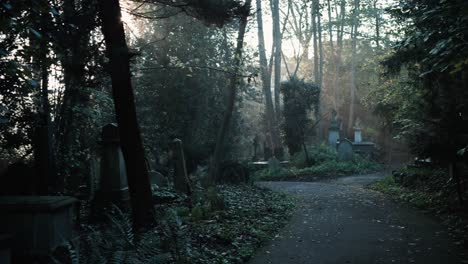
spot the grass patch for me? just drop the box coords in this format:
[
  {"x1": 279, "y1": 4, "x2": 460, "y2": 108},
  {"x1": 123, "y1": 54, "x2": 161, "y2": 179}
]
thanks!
[
  {"x1": 370, "y1": 176, "x2": 435, "y2": 209},
  {"x1": 370, "y1": 168, "x2": 468, "y2": 247}
]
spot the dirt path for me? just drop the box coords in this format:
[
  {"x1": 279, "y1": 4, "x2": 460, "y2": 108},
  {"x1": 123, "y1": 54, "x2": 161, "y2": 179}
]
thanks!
[{"x1": 250, "y1": 173, "x2": 466, "y2": 264}]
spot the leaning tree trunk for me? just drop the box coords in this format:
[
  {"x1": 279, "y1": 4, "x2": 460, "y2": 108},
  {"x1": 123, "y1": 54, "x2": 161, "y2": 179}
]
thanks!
[
  {"x1": 209, "y1": 0, "x2": 252, "y2": 184},
  {"x1": 98, "y1": 0, "x2": 155, "y2": 230}
]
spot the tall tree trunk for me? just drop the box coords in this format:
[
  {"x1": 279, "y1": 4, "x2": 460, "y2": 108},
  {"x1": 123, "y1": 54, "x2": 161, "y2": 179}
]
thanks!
[
  {"x1": 271, "y1": 0, "x2": 282, "y2": 121},
  {"x1": 317, "y1": 3, "x2": 324, "y2": 88},
  {"x1": 34, "y1": 9, "x2": 57, "y2": 195},
  {"x1": 317, "y1": 0, "x2": 324, "y2": 140},
  {"x1": 348, "y1": 0, "x2": 360, "y2": 134},
  {"x1": 209, "y1": 0, "x2": 252, "y2": 183},
  {"x1": 56, "y1": 0, "x2": 94, "y2": 192},
  {"x1": 332, "y1": 0, "x2": 346, "y2": 111},
  {"x1": 256, "y1": 0, "x2": 280, "y2": 156},
  {"x1": 311, "y1": 0, "x2": 319, "y2": 84},
  {"x1": 327, "y1": 0, "x2": 337, "y2": 109},
  {"x1": 373, "y1": 0, "x2": 381, "y2": 50},
  {"x1": 98, "y1": 0, "x2": 155, "y2": 230}
]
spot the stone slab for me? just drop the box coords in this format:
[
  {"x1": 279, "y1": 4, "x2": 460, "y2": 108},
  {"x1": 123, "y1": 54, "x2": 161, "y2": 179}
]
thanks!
[{"x1": 0, "y1": 196, "x2": 77, "y2": 212}]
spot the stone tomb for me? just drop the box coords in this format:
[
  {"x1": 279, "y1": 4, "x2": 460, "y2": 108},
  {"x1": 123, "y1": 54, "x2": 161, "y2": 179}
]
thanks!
[
  {"x1": 328, "y1": 110, "x2": 341, "y2": 147},
  {"x1": 0, "y1": 196, "x2": 77, "y2": 257}
]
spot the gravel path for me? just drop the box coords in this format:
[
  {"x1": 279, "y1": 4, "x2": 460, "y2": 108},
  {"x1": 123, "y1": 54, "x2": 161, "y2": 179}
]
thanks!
[{"x1": 250, "y1": 173, "x2": 466, "y2": 264}]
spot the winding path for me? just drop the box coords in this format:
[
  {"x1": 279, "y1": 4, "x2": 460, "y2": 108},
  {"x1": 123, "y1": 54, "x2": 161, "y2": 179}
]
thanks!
[{"x1": 250, "y1": 173, "x2": 466, "y2": 264}]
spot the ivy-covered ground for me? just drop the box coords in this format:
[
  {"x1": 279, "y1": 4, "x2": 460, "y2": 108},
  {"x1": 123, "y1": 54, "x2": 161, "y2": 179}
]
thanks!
[{"x1": 61, "y1": 185, "x2": 295, "y2": 264}]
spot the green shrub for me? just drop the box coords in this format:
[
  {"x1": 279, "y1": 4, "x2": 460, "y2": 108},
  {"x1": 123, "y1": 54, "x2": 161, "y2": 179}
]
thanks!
[
  {"x1": 254, "y1": 156, "x2": 382, "y2": 181},
  {"x1": 290, "y1": 144, "x2": 338, "y2": 168}
]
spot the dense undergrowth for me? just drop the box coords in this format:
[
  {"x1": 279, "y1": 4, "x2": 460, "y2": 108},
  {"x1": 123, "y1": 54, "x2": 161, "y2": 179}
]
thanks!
[
  {"x1": 253, "y1": 144, "x2": 382, "y2": 181},
  {"x1": 58, "y1": 185, "x2": 295, "y2": 264},
  {"x1": 370, "y1": 166, "x2": 468, "y2": 245}
]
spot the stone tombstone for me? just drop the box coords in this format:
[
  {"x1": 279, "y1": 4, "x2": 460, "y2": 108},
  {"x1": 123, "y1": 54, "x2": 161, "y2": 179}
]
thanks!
[
  {"x1": 172, "y1": 139, "x2": 191, "y2": 195},
  {"x1": 0, "y1": 196, "x2": 77, "y2": 258},
  {"x1": 328, "y1": 110, "x2": 341, "y2": 147},
  {"x1": 95, "y1": 123, "x2": 129, "y2": 206},
  {"x1": 337, "y1": 140, "x2": 354, "y2": 161}
]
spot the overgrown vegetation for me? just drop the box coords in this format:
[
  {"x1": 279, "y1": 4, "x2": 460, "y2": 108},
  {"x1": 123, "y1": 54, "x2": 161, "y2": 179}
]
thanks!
[
  {"x1": 253, "y1": 144, "x2": 382, "y2": 181},
  {"x1": 57, "y1": 185, "x2": 294, "y2": 264}
]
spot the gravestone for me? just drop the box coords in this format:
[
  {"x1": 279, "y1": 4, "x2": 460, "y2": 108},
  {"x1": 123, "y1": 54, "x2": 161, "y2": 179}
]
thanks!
[
  {"x1": 93, "y1": 124, "x2": 130, "y2": 209},
  {"x1": 337, "y1": 140, "x2": 354, "y2": 161},
  {"x1": 328, "y1": 110, "x2": 341, "y2": 147},
  {"x1": 0, "y1": 196, "x2": 77, "y2": 258},
  {"x1": 172, "y1": 139, "x2": 191, "y2": 195}
]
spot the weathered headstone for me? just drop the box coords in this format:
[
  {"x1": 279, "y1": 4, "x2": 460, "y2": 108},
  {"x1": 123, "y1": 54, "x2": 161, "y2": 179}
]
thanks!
[
  {"x1": 93, "y1": 124, "x2": 130, "y2": 208},
  {"x1": 328, "y1": 110, "x2": 341, "y2": 147},
  {"x1": 172, "y1": 139, "x2": 191, "y2": 195},
  {"x1": 337, "y1": 140, "x2": 354, "y2": 161}
]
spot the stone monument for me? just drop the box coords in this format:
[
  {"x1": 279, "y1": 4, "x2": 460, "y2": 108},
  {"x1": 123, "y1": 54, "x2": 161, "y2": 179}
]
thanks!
[
  {"x1": 354, "y1": 118, "x2": 362, "y2": 143},
  {"x1": 93, "y1": 124, "x2": 130, "y2": 209},
  {"x1": 328, "y1": 110, "x2": 341, "y2": 147}
]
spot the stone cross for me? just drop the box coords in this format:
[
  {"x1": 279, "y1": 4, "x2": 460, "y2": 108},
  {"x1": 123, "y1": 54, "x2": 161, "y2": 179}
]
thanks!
[{"x1": 172, "y1": 139, "x2": 191, "y2": 195}]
